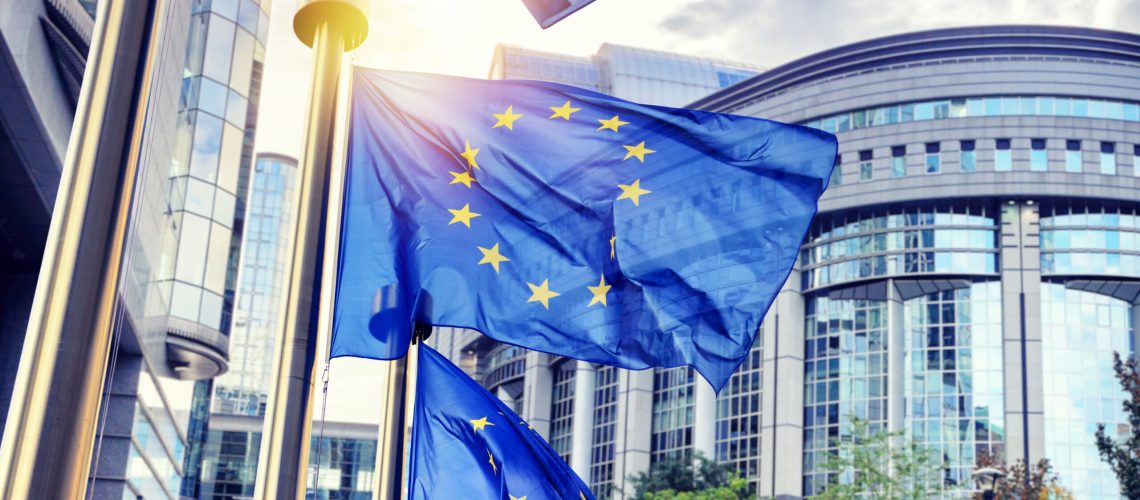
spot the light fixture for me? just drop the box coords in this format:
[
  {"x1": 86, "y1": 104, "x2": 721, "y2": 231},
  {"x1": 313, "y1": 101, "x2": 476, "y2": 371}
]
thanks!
[
  {"x1": 1026, "y1": 200, "x2": 1035, "y2": 206},
  {"x1": 972, "y1": 467, "x2": 1005, "y2": 500},
  {"x1": 1007, "y1": 200, "x2": 1016, "y2": 206}
]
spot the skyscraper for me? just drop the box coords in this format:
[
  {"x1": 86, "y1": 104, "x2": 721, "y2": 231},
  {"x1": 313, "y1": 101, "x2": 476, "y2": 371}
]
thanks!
[{"x1": 435, "y1": 27, "x2": 1140, "y2": 500}]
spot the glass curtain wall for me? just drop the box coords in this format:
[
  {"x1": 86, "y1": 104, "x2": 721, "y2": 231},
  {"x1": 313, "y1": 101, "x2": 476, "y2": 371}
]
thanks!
[
  {"x1": 651, "y1": 367, "x2": 696, "y2": 463},
  {"x1": 590, "y1": 365, "x2": 619, "y2": 499},
  {"x1": 715, "y1": 337, "x2": 763, "y2": 494},
  {"x1": 903, "y1": 282, "x2": 1005, "y2": 494},
  {"x1": 550, "y1": 361, "x2": 576, "y2": 463}
]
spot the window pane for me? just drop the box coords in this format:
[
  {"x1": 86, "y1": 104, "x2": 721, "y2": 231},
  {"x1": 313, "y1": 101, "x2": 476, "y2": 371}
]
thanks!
[
  {"x1": 202, "y1": 15, "x2": 236, "y2": 83},
  {"x1": 205, "y1": 223, "x2": 231, "y2": 294},
  {"x1": 1066, "y1": 150, "x2": 1082, "y2": 173},
  {"x1": 170, "y1": 282, "x2": 202, "y2": 321},
  {"x1": 185, "y1": 178, "x2": 214, "y2": 217},
  {"x1": 1031, "y1": 150, "x2": 1047, "y2": 172},
  {"x1": 217, "y1": 123, "x2": 243, "y2": 194},
  {"x1": 175, "y1": 214, "x2": 210, "y2": 284},
  {"x1": 229, "y1": 29, "x2": 255, "y2": 96},
  {"x1": 189, "y1": 112, "x2": 223, "y2": 182},
  {"x1": 197, "y1": 77, "x2": 227, "y2": 117},
  {"x1": 926, "y1": 154, "x2": 941, "y2": 174},
  {"x1": 237, "y1": 0, "x2": 259, "y2": 33},
  {"x1": 995, "y1": 150, "x2": 1012, "y2": 171},
  {"x1": 1101, "y1": 153, "x2": 1117, "y2": 175},
  {"x1": 225, "y1": 90, "x2": 246, "y2": 128},
  {"x1": 199, "y1": 291, "x2": 224, "y2": 331},
  {"x1": 961, "y1": 151, "x2": 977, "y2": 172},
  {"x1": 860, "y1": 162, "x2": 873, "y2": 181}
]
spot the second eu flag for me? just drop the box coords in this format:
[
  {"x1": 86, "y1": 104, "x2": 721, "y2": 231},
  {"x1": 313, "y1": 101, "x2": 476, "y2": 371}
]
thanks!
[{"x1": 333, "y1": 68, "x2": 837, "y2": 390}]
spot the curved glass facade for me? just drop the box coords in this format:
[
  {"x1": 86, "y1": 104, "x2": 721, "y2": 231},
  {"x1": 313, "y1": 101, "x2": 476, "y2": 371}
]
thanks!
[
  {"x1": 162, "y1": 0, "x2": 269, "y2": 335},
  {"x1": 802, "y1": 297, "x2": 888, "y2": 496},
  {"x1": 803, "y1": 95, "x2": 1140, "y2": 134},
  {"x1": 1041, "y1": 283, "x2": 1134, "y2": 500},
  {"x1": 1041, "y1": 205, "x2": 1140, "y2": 278},
  {"x1": 903, "y1": 282, "x2": 1005, "y2": 492},
  {"x1": 801, "y1": 206, "x2": 999, "y2": 290}
]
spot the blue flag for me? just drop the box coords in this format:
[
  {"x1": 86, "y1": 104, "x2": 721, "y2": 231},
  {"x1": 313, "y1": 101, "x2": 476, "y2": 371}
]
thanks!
[
  {"x1": 408, "y1": 344, "x2": 594, "y2": 499},
  {"x1": 520, "y1": 0, "x2": 596, "y2": 28},
  {"x1": 333, "y1": 68, "x2": 836, "y2": 390}
]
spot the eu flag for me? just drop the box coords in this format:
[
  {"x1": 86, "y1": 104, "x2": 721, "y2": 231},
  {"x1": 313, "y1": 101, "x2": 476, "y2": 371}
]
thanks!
[
  {"x1": 333, "y1": 68, "x2": 836, "y2": 390},
  {"x1": 408, "y1": 344, "x2": 594, "y2": 499}
]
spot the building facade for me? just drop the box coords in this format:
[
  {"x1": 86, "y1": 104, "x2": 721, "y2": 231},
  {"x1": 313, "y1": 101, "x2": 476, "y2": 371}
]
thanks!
[
  {"x1": 0, "y1": 0, "x2": 272, "y2": 497},
  {"x1": 435, "y1": 26, "x2": 1140, "y2": 500}
]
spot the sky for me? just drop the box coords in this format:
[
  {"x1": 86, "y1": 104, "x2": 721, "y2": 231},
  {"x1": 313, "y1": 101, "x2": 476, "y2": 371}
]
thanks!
[{"x1": 252, "y1": 0, "x2": 1140, "y2": 424}]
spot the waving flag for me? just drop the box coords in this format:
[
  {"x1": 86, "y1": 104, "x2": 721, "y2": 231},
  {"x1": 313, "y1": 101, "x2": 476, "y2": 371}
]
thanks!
[
  {"x1": 333, "y1": 68, "x2": 836, "y2": 390},
  {"x1": 408, "y1": 344, "x2": 594, "y2": 498},
  {"x1": 521, "y1": 0, "x2": 596, "y2": 28}
]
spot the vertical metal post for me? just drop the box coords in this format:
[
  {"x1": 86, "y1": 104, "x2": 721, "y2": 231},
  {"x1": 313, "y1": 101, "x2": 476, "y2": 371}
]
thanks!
[
  {"x1": 254, "y1": 1, "x2": 367, "y2": 498},
  {"x1": 0, "y1": 0, "x2": 165, "y2": 497},
  {"x1": 374, "y1": 356, "x2": 408, "y2": 500}
]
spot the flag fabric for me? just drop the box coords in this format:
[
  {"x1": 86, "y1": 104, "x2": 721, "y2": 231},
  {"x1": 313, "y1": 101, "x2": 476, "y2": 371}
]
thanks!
[
  {"x1": 520, "y1": 0, "x2": 596, "y2": 28},
  {"x1": 407, "y1": 344, "x2": 594, "y2": 499},
  {"x1": 333, "y1": 68, "x2": 836, "y2": 391}
]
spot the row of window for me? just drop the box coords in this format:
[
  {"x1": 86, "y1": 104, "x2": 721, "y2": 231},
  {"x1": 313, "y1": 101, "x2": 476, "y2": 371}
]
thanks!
[
  {"x1": 803, "y1": 252, "x2": 998, "y2": 289},
  {"x1": 832, "y1": 140, "x2": 1140, "y2": 184},
  {"x1": 808, "y1": 206, "x2": 997, "y2": 244},
  {"x1": 804, "y1": 95, "x2": 1140, "y2": 134},
  {"x1": 802, "y1": 229, "x2": 997, "y2": 266}
]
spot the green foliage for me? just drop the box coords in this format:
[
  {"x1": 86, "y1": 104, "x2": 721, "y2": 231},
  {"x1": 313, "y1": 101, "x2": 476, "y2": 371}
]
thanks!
[
  {"x1": 629, "y1": 452, "x2": 749, "y2": 500},
  {"x1": 812, "y1": 417, "x2": 942, "y2": 499},
  {"x1": 1095, "y1": 352, "x2": 1140, "y2": 499}
]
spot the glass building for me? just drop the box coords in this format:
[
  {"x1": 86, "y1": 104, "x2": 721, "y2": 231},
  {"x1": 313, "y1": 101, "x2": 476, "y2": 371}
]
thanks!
[
  {"x1": 433, "y1": 26, "x2": 1140, "y2": 500},
  {"x1": 489, "y1": 43, "x2": 761, "y2": 107}
]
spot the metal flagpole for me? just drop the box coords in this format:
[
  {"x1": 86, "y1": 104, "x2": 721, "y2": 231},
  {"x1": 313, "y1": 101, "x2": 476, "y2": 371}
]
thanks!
[
  {"x1": 254, "y1": 1, "x2": 368, "y2": 498},
  {"x1": 0, "y1": 0, "x2": 168, "y2": 497},
  {"x1": 375, "y1": 323, "x2": 429, "y2": 499}
]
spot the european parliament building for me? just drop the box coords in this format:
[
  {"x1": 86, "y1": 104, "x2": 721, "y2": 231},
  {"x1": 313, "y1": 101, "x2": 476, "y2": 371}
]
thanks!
[{"x1": 431, "y1": 27, "x2": 1140, "y2": 499}]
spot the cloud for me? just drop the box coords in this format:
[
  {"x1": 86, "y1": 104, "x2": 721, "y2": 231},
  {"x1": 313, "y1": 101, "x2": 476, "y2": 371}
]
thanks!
[{"x1": 659, "y1": 0, "x2": 1140, "y2": 68}]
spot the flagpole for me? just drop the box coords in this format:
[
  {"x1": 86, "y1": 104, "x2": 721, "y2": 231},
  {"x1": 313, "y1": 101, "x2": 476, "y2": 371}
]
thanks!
[
  {"x1": 373, "y1": 322, "x2": 428, "y2": 499},
  {"x1": 0, "y1": 0, "x2": 167, "y2": 497},
  {"x1": 254, "y1": 1, "x2": 368, "y2": 498}
]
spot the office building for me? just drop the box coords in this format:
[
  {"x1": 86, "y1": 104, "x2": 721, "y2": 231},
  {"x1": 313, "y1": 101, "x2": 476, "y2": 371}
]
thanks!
[
  {"x1": 0, "y1": 0, "x2": 272, "y2": 497},
  {"x1": 434, "y1": 26, "x2": 1140, "y2": 500},
  {"x1": 489, "y1": 43, "x2": 761, "y2": 107}
]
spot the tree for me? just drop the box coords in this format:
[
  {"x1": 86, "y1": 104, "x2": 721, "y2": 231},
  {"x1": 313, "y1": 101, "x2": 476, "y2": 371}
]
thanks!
[
  {"x1": 1095, "y1": 351, "x2": 1140, "y2": 499},
  {"x1": 812, "y1": 417, "x2": 942, "y2": 499},
  {"x1": 971, "y1": 452, "x2": 1073, "y2": 500},
  {"x1": 628, "y1": 452, "x2": 749, "y2": 499}
]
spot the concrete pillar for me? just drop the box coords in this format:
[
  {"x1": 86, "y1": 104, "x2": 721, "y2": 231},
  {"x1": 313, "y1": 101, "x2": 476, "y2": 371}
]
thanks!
[
  {"x1": 759, "y1": 276, "x2": 805, "y2": 499},
  {"x1": 523, "y1": 351, "x2": 554, "y2": 438},
  {"x1": 612, "y1": 369, "x2": 653, "y2": 499},
  {"x1": 570, "y1": 361, "x2": 597, "y2": 481},
  {"x1": 999, "y1": 201, "x2": 1045, "y2": 466},
  {"x1": 887, "y1": 280, "x2": 906, "y2": 439},
  {"x1": 692, "y1": 378, "x2": 717, "y2": 460}
]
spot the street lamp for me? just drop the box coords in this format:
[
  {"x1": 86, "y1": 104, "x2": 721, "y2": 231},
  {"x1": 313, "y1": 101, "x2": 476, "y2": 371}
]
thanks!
[{"x1": 972, "y1": 467, "x2": 1005, "y2": 500}]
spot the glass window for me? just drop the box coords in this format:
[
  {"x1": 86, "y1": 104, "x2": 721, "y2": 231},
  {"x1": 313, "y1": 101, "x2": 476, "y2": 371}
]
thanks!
[
  {"x1": 228, "y1": 29, "x2": 255, "y2": 97},
  {"x1": 202, "y1": 15, "x2": 236, "y2": 83},
  {"x1": 892, "y1": 146, "x2": 906, "y2": 178},
  {"x1": 210, "y1": 0, "x2": 238, "y2": 19},
  {"x1": 175, "y1": 214, "x2": 210, "y2": 284},
  {"x1": 213, "y1": 189, "x2": 236, "y2": 227},
  {"x1": 860, "y1": 161, "x2": 872, "y2": 181},
  {"x1": 830, "y1": 156, "x2": 842, "y2": 187},
  {"x1": 199, "y1": 291, "x2": 224, "y2": 331},
  {"x1": 237, "y1": 0, "x2": 259, "y2": 34},
  {"x1": 216, "y1": 123, "x2": 243, "y2": 194},
  {"x1": 1066, "y1": 140, "x2": 1082, "y2": 172},
  {"x1": 205, "y1": 223, "x2": 231, "y2": 295},
  {"x1": 197, "y1": 77, "x2": 228, "y2": 117},
  {"x1": 995, "y1": 139, "x2": 1012, "y2": 172},
  {"x1": 189, "y1": 112, "x2": 223, "y2": 182},
  {"x1": 1101, "y1": 142, "x2": 1117, "y2": 175},
  {"x1": 985, "y1": 97, "x2": 1001, "y2": 115},
  {"x1": 1134, "y1": 145, "x2": 1140, "y2": 177},
  {"x1": 225, "y1": 90, "x2": 246, "y2": 128},
  {"x1": 925, "y1": 143, "x2": 941, "y2": 174},
  {"x1": 184, "y1": 15, "x2": 208, "y2": 78},
  {"x1": 184, "y1": 178, "x2": 214, "y2": 217},
  {"x1": 1030, "y1": 139, "x2": 1047, "y2": 172},
  {"x1": 170, "y1": 282, "x2": 202, "y2": 322},
  {"x1": 960, "y1": 140, "x2": 976, "y2": 172}
]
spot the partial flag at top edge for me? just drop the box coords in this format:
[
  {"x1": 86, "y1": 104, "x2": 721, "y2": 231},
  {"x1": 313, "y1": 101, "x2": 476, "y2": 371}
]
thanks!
[{"x1": 521, "y1": 0, "x2": 597, "y2": 28}]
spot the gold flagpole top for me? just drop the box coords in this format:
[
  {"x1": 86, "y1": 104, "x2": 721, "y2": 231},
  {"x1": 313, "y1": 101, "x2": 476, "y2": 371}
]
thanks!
[{"x1": 294, "y1": 0, "x2": 369, "y2": 50}]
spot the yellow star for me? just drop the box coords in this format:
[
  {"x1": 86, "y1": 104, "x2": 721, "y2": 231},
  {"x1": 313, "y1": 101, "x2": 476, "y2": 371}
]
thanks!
[
  {"x1": 477, "y1": 243, "x2": 510, "y2": 273},
  {"x1": 609, "y1": 234, "x2": 616, "y2": 260},
  {"x1": 622, "y1": 141, "x2": 655, "y2": 162},
  {"x1": 487, "y1": 449, "x2": 497, "y2": 474},
  {"x1": 519, "y1": 420, "x2": 533, "y2": 430},
  {"x1": 449, "y1": 170, "x2": 476, "y2": 188},
  {"x1": 617, "y1": 179, "x2": 651, "y2": 206},
  {"x1": 580, "y1": 492, "x2": 586, "y2": 500},
  {"x1": 470, "y1": 416, "x2": 495, "y2": 432},
  {"x1": 587, "y1": 275, "x2": 612, "y2": 307},
  {"x1": 460, "y1": 140, "x2": 480, "y2": 170},
  {"x1": 548, "y1": 100, "x2": 581, "y2": 120},
  {"x1": 597, "y1": 115, "x2": 629, "y2": 132},
  {"x1": 448, "y1": 203, "x2": 481, "y2": 228},
  {"x1": 510, "y1": 495, "x2": 527, "y2": 500},
  {"x1": 492, "y1": 105, "x2": 524, "y2": 130},
  {"x1": 526, "y1": 279, "x2": 561, "y2": 309}
]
